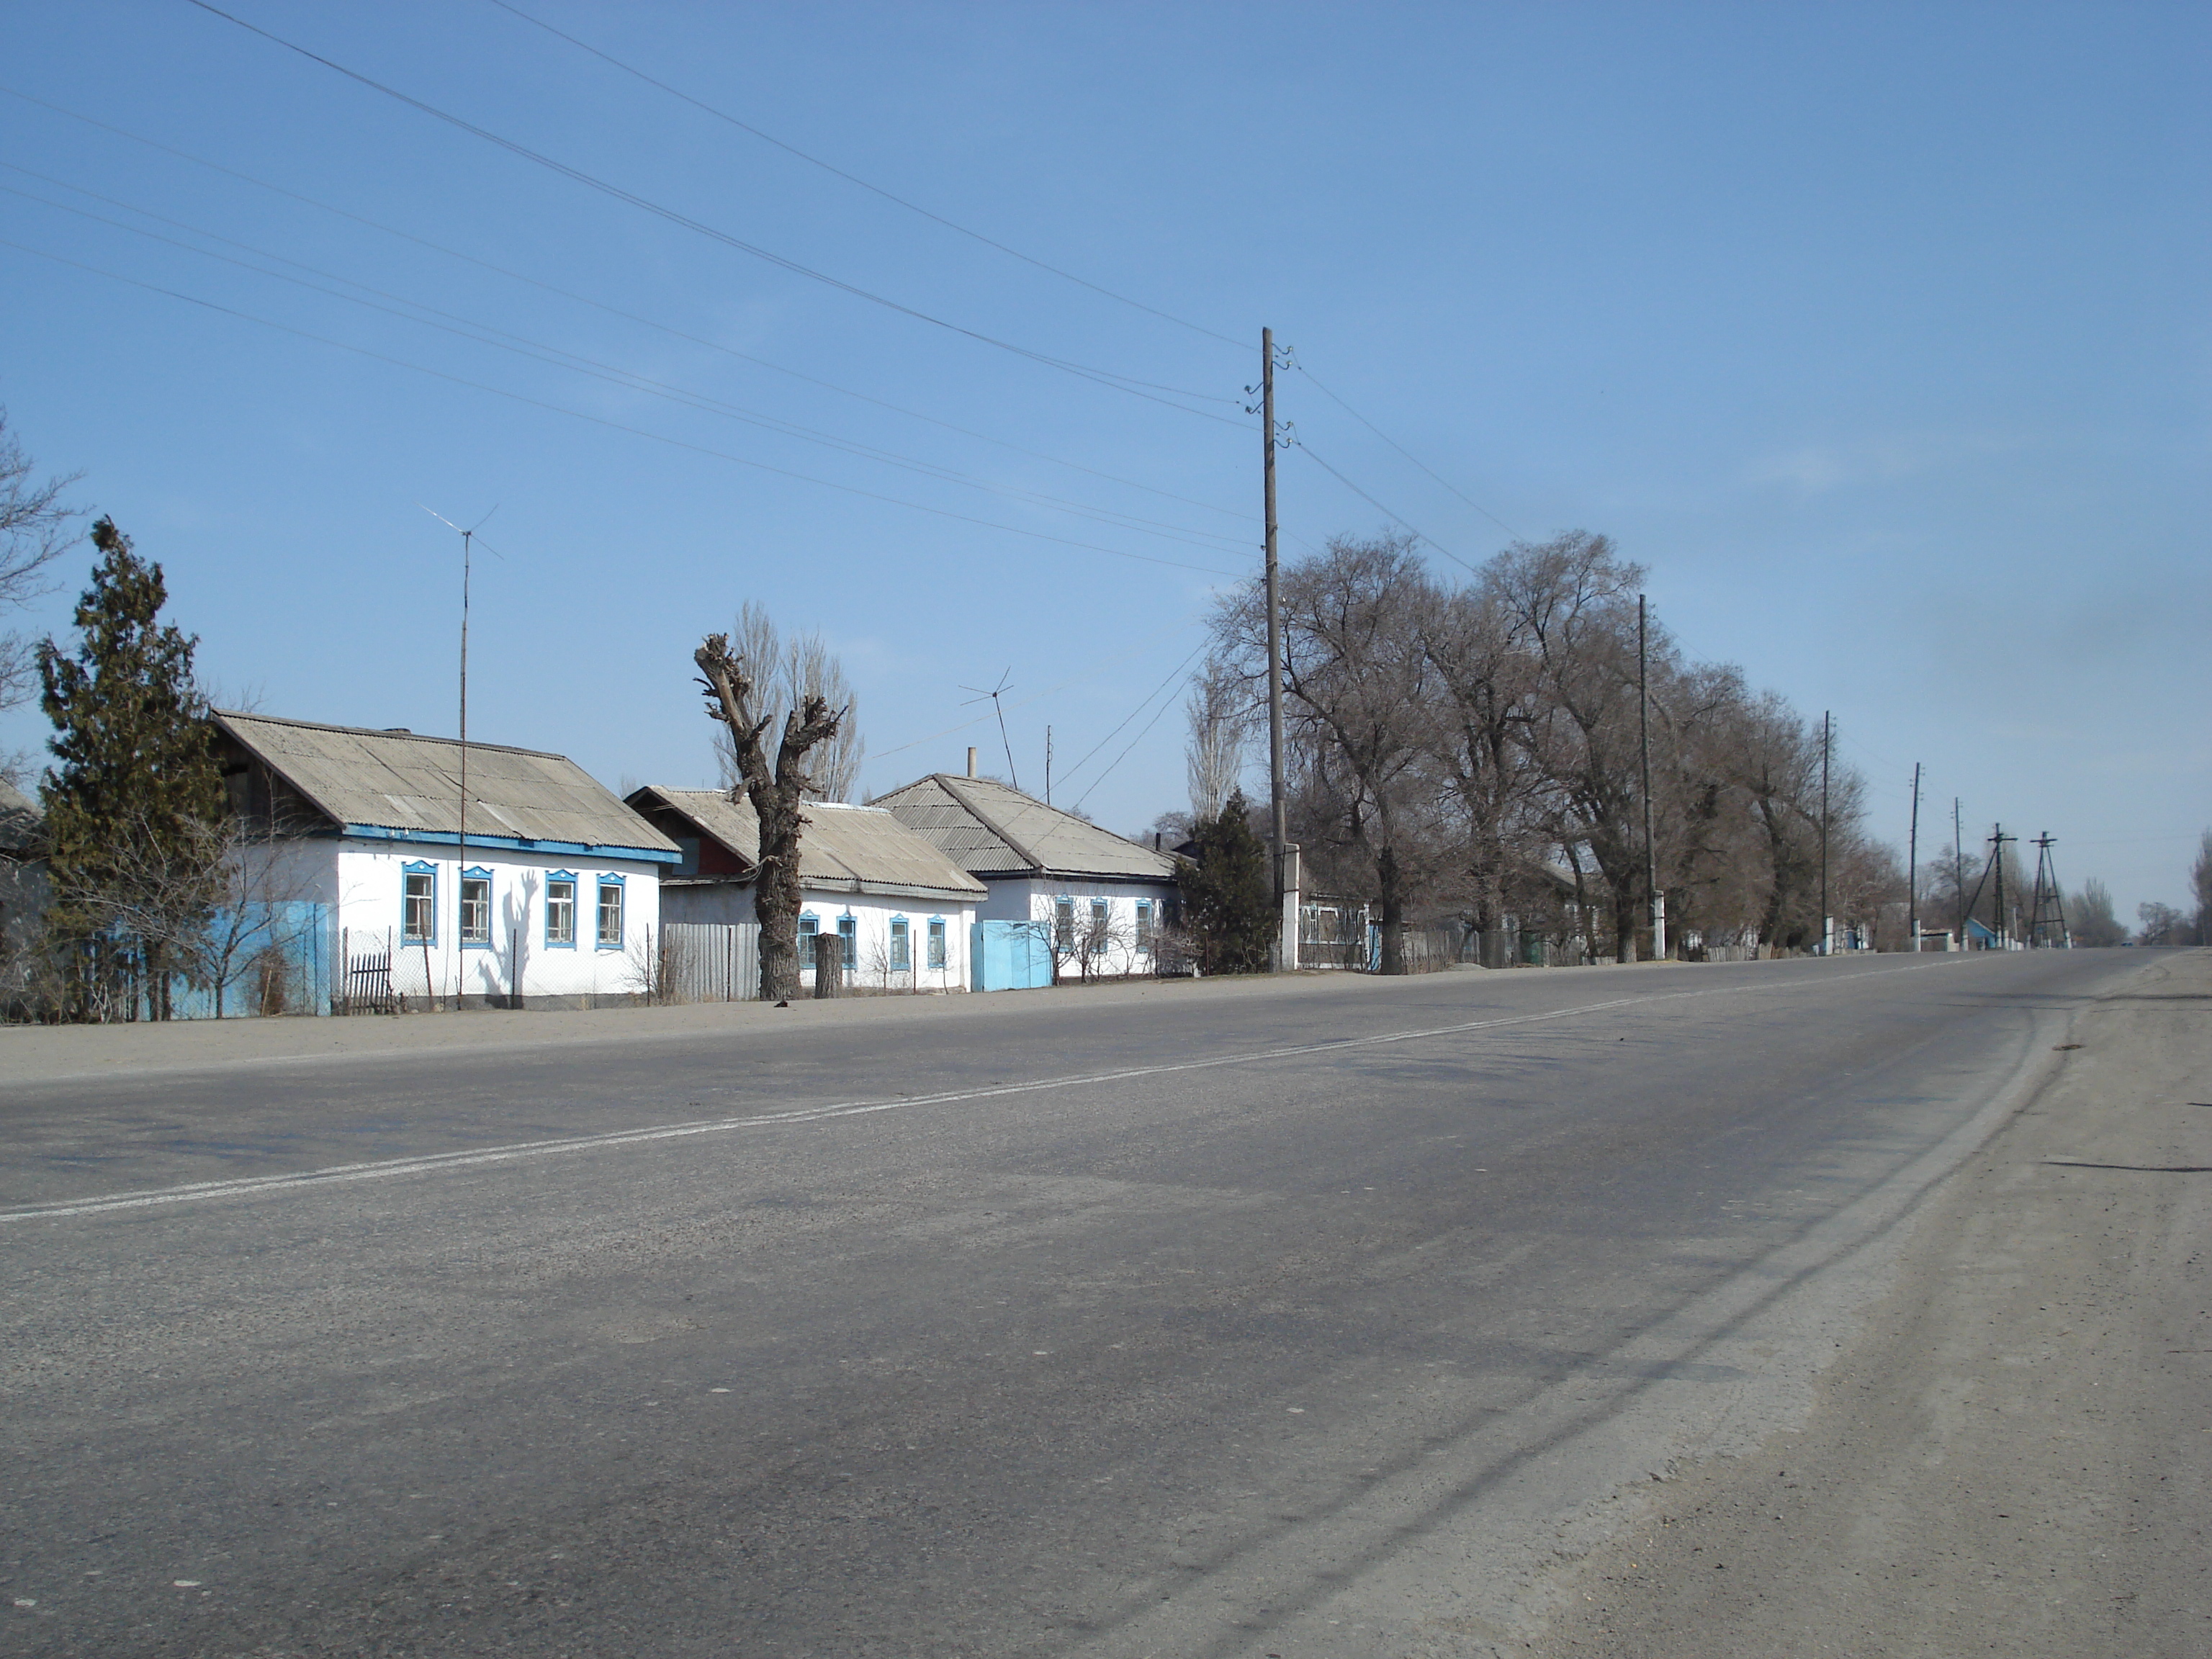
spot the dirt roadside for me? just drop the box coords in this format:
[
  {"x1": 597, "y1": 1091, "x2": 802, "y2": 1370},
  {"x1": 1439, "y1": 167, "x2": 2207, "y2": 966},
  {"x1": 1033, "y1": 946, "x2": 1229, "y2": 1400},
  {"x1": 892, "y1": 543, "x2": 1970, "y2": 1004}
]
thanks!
[
  {"x1": 0, "y1": 961, "x2": 1575, "y2": 1088},
  {"x1": 1527, "y1": 950, "x2": 2212, "y2": 1658}
]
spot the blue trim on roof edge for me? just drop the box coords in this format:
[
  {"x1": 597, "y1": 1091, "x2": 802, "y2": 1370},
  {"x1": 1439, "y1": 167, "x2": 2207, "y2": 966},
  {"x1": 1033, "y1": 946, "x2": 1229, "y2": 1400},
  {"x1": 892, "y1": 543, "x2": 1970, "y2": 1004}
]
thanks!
[{"x1": 341, "y1": 824, "x2": 680, "y2": 863}]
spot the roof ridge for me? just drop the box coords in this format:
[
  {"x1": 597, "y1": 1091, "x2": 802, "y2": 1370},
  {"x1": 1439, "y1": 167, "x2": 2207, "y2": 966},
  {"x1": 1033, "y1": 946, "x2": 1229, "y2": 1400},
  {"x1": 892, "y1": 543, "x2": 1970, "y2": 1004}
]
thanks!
[
  {"x1": 215, "y1": 709, "x2": 564, "y2": 762},
  {"x1": 936, "y1": 773, "x2": 1038, "y2": 873}
]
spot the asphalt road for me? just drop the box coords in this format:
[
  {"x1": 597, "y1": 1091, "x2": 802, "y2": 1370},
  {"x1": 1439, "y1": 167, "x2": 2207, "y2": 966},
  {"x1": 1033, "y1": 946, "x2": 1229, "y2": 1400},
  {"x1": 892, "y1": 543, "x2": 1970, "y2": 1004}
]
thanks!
[{"x1": 0, "y1": 950, "x2": 2149, "y2": 1656}]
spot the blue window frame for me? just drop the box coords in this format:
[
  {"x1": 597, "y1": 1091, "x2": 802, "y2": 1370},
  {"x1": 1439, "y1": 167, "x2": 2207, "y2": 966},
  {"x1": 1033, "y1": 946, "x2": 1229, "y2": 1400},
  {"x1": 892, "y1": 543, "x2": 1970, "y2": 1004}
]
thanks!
[
  {"x1": 1089, "y1": 897, "x2": 1110, "y2": 952},
  {"x1": 799, "y1": 912, "x2": 819, "y2": 963},
  {"x1": 595, "y1": 873, "x2": 625, "y2": 949},
  {"x1": 544, "y1": 871, "x2": 577, "y2": 948},
  {"x1": 1135, "y1": 899, "x2": 1154, "y2": 952},
  {"x1": 459, "y1": 866, "x2": 493, "y2": 948},
  {"x1": 927, "y1": 916, "x2": 948, "y2": 970},
  {"x1": 402, "y1": 860, "x2": 436, "y2": 944},
  {"x1": 889, "y1": 914, "x2": 911, "y2": 972},
  {"x1": 837, "y1": 913, "x2": 858, "y2": 970},
  {"x1": 1053, "y1": 896, "x2": 1074, "y2": 950}
]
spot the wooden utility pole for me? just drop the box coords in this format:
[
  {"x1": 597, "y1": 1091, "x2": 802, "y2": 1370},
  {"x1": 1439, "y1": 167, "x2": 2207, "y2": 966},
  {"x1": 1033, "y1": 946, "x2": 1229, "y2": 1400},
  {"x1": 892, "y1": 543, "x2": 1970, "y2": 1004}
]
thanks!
[
  {"x1": 1907, "y1": 761, "x2": 1922, "y2": 950},
  {"x1": 1262, "y1": 326, "x2": 1289, "y2": 969},
  {"x1": 1990, "y1": 824, "x2": 2016, "y2": 948},
  {"x1": 1954, "y1": 797, "x2": 1966, "y2": 943},
  {"x1": 1818, "y1": 711, "x2": 1831, "y2": 954},
  {"x1": 1638, "y1": 594, "x2": 1662, "y2": 960},
  {"x1": 451, "y1": 523, "x2": 475, "y2": 1012}
]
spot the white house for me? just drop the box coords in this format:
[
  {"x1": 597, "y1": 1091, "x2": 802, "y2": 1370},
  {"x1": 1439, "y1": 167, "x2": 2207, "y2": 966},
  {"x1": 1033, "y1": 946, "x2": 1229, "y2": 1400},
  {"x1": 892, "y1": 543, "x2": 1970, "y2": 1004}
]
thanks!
[
  {"x1": 873, "y1": 767, "x2": 1182, "y2": 980},
  {"x1": 624, "y1": 786, "x2": 985, "y2": 994},
  {"x1": 213, "y1": 711, "x2": 680, "y2": 1010}
]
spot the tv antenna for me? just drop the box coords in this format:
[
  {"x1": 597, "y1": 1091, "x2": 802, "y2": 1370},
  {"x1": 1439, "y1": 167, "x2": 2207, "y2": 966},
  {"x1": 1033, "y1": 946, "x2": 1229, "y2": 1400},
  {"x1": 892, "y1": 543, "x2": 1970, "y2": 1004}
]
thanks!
[
  {"x1": 959, "y1": 670, "x2": 1018, "y2": 790},
  {"x1": 418, "y1": 502, "x2": 500, "y2": 1004}
]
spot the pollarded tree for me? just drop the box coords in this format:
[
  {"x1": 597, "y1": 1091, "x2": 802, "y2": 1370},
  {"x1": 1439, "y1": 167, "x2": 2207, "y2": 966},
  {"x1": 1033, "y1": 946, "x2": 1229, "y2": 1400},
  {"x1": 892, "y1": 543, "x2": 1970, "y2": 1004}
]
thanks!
[
  {"x1": 37, "y1": 518, "x2": 225, "y2": 1019},
  {"x1": 695, "y1": 614, "x2": 848, "y2": 1002}
]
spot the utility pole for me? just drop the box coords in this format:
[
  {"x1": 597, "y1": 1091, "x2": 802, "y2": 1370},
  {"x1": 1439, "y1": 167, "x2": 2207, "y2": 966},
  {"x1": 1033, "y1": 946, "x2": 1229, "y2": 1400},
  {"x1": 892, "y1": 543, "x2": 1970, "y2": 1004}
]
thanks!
[
  {"x1": 1819, "y1": 711, "x2": 1831, "y2": 955},
  {"x1": 2028, "y1": 832, "x2": 2067, "y2": 947},
  {"x1": 1907, "y1": 762, "x2": 1922, "y2": 950},
  {"x1": 1989, "y1": 824, "x2": 2016, "y2": 949},
  {"x1": 1954, "y1": 797, "x2": 1966, "y2": 945},
  {"x1": 1262, "y1": 326, "x2": 1290, "y2": 971},
  {"x1": 1638, "y1": 595, "x2": 1662, "y2": 961},
  {"x1": 1044, "y1": 725, "x2": 1052, "y2": 808}
]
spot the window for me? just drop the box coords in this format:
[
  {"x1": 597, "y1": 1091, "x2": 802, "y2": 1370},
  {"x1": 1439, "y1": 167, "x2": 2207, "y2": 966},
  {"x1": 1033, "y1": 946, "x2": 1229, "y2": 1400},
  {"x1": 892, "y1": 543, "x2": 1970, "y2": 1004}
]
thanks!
[
  {"x1": 1090, "y1": 898, "x2": 1110, "y2": 952},
  {"x1": 460, "y1": 868, "x2": 493, "y2": 947},
  {"x1": 837, "y1": 913, "x2": 858, "y2": 970},
  {"x1": 927, "y1": 917, "x2": 948, "y2": 970},
  {"x1": 545, "y1": 874, "x2": 577, "y2": 947},
  {"x1": 1136, "y1": 899, "x2": 1154, "y2": 952},
  {"x1": 402, "y1": 862, "x2": 436, "y2": 943},
  {"x1": 596, "y1": 874, "x2": 624, "y2": 948},
  {"x1": 1053, "y1": 896, "x2": 1074, "y2": 950},
  {"x1": 799, "y1": 912, "x2": 819, "y2": 948},
  {"x1": 889, "y1": 916, "x2": 910, "y2": 972}
]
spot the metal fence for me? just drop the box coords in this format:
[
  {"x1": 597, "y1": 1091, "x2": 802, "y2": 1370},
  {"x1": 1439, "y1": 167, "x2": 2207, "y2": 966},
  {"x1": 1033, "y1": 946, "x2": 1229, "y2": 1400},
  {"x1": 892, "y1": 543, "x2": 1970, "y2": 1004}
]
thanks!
[{"x1": 661, "y1": 922, "x2": 761, "y2": 1003}]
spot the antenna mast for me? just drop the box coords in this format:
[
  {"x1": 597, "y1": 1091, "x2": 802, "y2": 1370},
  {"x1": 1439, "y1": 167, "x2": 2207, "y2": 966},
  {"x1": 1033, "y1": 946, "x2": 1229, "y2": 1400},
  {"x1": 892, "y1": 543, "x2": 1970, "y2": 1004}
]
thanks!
[
  {"x1": 958, "y1": 671, "x2": 1018, "y2": 790},
  {"x1": 420, "y1": 503, "x2": 498, "y2": 1007}
]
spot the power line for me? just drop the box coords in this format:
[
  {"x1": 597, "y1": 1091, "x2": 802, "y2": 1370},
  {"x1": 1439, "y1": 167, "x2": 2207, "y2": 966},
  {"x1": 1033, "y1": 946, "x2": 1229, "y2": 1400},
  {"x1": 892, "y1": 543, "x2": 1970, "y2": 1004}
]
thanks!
[
  {"x1": 0, "y1": 83, "x2": 1258, "y2": 529},
  {"x1": 2, "y1": 172, "x2": 1256, "y2": 558},
  {"x1": 181, "y1": 1, "x2": 1249, "y2": 426},
  {"x1": 867, "y1": 615, "x2": 1208, "y2": 764},
  {"x1": 1, "y1": 234, "x2": 1250, "y2": 579},
  {"x1": 1058, "y1": 641, "x2": 1209, "y2": 790},
  {"x1": 1295, "y1": 361, "x2": 1524, "y2": 541},
  {"x1": 1292, "y1": 441, "x2": 1478, "y2": 574},
  {"x1": 482, "y1": 0, "x2": 1246, "y2": 352},
  {"x1": 1071, "y1": 647, "x2": 1208, "y2": 811}
]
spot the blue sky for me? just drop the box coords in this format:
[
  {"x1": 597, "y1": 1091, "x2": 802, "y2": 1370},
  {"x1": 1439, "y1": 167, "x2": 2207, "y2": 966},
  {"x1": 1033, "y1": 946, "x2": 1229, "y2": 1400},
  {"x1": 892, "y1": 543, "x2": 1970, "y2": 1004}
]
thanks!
[{"x1": 1, "y1": 1, "x2": 2205, "y2": 916}]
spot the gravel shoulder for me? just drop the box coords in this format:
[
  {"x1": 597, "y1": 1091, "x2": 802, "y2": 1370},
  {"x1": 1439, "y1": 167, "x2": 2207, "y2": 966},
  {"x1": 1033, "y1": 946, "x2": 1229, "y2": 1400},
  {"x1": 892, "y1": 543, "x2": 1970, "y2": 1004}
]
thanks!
[{"x1": 1527, "y1": 949, "x2": 2212, "y2": 1658}]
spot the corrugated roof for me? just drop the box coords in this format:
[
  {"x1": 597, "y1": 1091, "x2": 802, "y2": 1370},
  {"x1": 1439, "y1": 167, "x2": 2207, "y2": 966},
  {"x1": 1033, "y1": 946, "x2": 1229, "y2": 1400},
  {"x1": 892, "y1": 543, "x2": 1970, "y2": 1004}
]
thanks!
[
  {"x1": 0, "y1": 777, "x2": 40, "y2": 855},
  {"x1": 635, "y1": 788, "x2": 986, "y2": 903},
  {"x1": 873, "y1": 774, "x2": 1179, "y2": 881},
  {"x1": 215, "y1": 711, "x2": 678, "y2": 859}
]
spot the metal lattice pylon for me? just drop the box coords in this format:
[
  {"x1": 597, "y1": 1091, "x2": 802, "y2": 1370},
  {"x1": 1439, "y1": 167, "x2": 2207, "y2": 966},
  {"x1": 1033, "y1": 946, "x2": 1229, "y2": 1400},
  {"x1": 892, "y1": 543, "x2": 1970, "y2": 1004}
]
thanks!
[{"x1": 2026, "y1": 832, "x2": 2069, "y2": 948}]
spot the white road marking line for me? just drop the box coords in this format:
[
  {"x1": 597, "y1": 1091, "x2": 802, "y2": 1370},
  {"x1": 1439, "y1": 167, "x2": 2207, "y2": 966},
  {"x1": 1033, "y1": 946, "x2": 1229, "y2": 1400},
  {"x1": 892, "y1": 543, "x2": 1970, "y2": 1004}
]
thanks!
[{"x1": 0, "y1": 959, "x2": 1966, "y2": 1223}]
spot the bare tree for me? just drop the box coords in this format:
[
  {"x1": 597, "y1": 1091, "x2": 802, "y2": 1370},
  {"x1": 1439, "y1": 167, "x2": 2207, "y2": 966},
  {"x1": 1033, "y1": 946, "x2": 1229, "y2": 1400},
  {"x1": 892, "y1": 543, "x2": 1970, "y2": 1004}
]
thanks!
[
  {"x1": 2192, "y1": 829, "x2": 2212, "y2": 946},
  {"x1": 192, "y1": 821, "x2": 326, "y2": 1017},
  {"x1": 1212, "y1": 533, "x2": 1442, "y2": 972},
  {"x1": 710, "y1": 602, "x2": 863, "y2": 803},
  {"x1": 2136, "y1": 902, "x2": 2185, "y2": 947},
  {"x1": 2067, "y1": 878, "x2": 2126, "y2": 948},
  {"x1": 1184, "y1": 659, "x2": 1247, "y2": 821},
  {"x1": 1, "y1": 411, "x2": 83, "y2": 771},
  {"x1": 696, "y1": 624, "x2": 846, "y2": 1002}
]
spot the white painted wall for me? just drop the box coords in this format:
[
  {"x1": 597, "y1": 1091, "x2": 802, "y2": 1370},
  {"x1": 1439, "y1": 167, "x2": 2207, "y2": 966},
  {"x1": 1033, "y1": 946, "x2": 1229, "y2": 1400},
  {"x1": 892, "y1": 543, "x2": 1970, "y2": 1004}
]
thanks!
[
  {"x1": 661, "y1": 880, "x2": 975, "y2": 994},
  {"x1": 978, "y1": 877, "x2": 1180, "y2": 979},
  {"x1": 319, "y1": 839, "x2": 665, "y2": 1007}
]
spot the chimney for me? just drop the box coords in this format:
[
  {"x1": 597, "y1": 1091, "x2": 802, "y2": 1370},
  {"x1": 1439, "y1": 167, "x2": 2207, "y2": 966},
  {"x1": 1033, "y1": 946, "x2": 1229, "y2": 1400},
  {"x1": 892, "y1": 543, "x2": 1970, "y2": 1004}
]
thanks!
[{"x1": 966, "y1": 746, "x2": 978, "y2": 778}]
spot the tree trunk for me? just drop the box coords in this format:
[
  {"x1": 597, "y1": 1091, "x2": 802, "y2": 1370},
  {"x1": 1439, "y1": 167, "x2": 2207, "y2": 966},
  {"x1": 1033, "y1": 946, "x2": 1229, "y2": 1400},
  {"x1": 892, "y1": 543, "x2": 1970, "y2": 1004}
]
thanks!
[
  {"x1": 1377, "y1": 845, "x2": 1407, "y2": 974},
  {"x1": 694, "y1": 631, "x2": 844, "y2": 1005},
  {"x1": 756, "y1": 785, "x2": 807, "y2": 1002}
]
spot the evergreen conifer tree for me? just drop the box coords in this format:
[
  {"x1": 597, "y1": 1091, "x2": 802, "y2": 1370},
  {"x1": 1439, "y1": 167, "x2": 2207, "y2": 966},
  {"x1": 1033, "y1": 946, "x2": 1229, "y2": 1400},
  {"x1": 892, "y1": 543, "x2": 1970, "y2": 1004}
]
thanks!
[
  {"x1": 1177, "y1": 788, "x2": 1274, "y2": 974},
  {"x1": 37, "y1": 518, "x2": 223, "y2": 1019}
]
